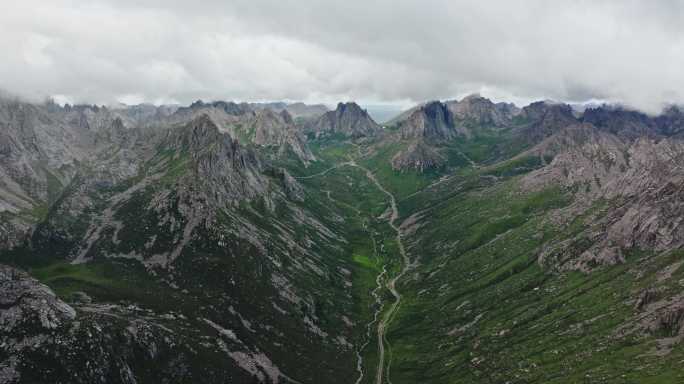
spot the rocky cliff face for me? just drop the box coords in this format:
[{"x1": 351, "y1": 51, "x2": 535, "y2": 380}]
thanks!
[
  {"x1": 518, "y1": 120, "x2": 684, "y2": 271},
  {"x1": 519, "y1": 101, "x2": 578, "y2": 142},
  {"x1": 582, "y1": 106, "x2": 657, "y2": 140},
  {"x1": 166, "y1": 100, "x2": 315, "y2": 163},
  {"x1": 393, "y1": 95, "x2": 520, "y2": 143},
  {"x1": 249, "y1": 109, "x2": 315, "y2": 162},
  {"x1": 0, "y1": 264, "x2": 76, "y2": 333},
  {"x1": 399, "y1": 101, "x2": 456, "y2": 141},
  {"x1": 161, "y1": 114, "x2": 269, "y2": 204},
  {"x1": 304, "y1": 102, "x2": 381, "y2": 139},
  {"x1": 446, "y1": 94, "x2": 519, "y2": 128},
  {"x1": 0, "y1": 98, "x2": 164, "y2": 250}
]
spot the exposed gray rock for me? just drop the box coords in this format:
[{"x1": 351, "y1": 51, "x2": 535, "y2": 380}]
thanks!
[
  {"x1": 250, "y1": 109, "x2": 315, "y2": 163},
  {"x1": 249, "y1": 101, "x2": 328, "y2": 119},
  {"x1": 391, "y1": 95, "x2": 519, "y2": 142},
  {"x1": 273, "y1": 168, "x2": 305, "y2": 202},
  {"x1": 304, "y1": 102, "x2": 381, "y2": 139},
  {"x1": 525, "y1": 122, "x2": 684, "y2": 271},
  {"x1": 398, "y1": 101, "x2": 456, "y2": 141},
  {"x1": 519, "y1": 101, "x2": 577, "y2": 142},
  {"x1": 446, "y1": 94, "x2": 519, "y2": 128},
  {"x1": 163, "y1": 100, "x2": 316, "y2": 163},
  {"x1": 0, "y1": 264, "x2": 76, "y2": 333},
  {"x1": 161, "y1": 114, "x2": 269, "y2": 204}
]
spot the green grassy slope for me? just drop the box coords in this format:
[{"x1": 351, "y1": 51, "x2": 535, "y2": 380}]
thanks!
[{"x1": 371, "y1": 145, "x2": 684, "y2": 383}]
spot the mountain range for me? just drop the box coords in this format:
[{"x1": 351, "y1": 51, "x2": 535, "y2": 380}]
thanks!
[{"x1": 3, "y1": 93, "x2": 684, "y2": 383}]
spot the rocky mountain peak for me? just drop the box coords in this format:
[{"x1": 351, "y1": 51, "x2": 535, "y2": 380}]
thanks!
[
  {"x1": 158, "y1": 114, "x2": 267, "y2": 206},
  {"x1": 447, "y1": 94, "x2": 518, "y2": 127},
  {"x1": 184, "y1": 100, "x2": 248, "y2": 116},
  {"x1": 656, "y1": 105, "x2": 684, "y2": 136},
  {"x1": 250, "y1": 108, "x2": 315, "y2": 162},
  {"x1": 522, "y1": 101, "x2": 574, "y2": 121},
  {"x1": 335, "y1": 101, "x2": 363, "y2": 116},
  {"x1": 251, "y1": 108, "x2": 293, "y2": 143},
  {"x1": 399, "y1": 101, "x2": 456, "y2": 141},
  {"x1": 165, "y1": 113, "x2": 226, "y2": 153},
  {"x1": 305, "y1": 101, "x2": 381, "y2": 139},
  {"x1": 582, "y1": 105, "x2": 656, "y2": 139},
  {"x1": 279, "y1": 109, "x2": 295, "y2": 124},
  {"x1": 521, "y1": 101, "x2": 577, "y2": 141}
]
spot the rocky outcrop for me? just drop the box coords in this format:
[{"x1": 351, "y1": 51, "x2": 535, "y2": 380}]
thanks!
[
  {"x1": 0, "y1": 264, "x2": 76, "y2": 333},
  {"x1": 391, "y1": 140, "x2": 446, "y2": 172},
  {"x1": 446, "y1": 94, "x2": 519, "y2": 128},
  {"x1": 0, "y1": 97, "x2": 159, "y2": 249},
  {"x1": 250, "y1": 102, "x2": 328, "y2": 119},
  {"x1": 270, "y1": 167, "x2": 305, "y2": 202},
  {"x1": 582, "y1": 106, "x2": 657, "y2": 140},
  {"x1": 250, "y1": 109, "x2": 315, "y2": 162},
  {"x1": 0, "y1": 264, "x2": 254, "y2": 383},
  {"x1": 399, "y1": 101, "x2": 456, "y2": 141},
  {"x1": 519, "y1": 101, "x2": 577, "y2": 142},
  {"x1": 393, "y1": 95, "x2": 520, "y2": 142},
  {"x1": 655, "y1": 106, "x2": 684, "y2": 136},
  {"x1": 581, "y1": 105, "x2": 684, "y2": 139},
  {"x1": 166, "y1": 100, "x2": 316, "y2": 163},
  {"x1": 162, "y1": 114, "x2": 268, "y2": 204},
  {"x1": 525, "y1": 122, "x2": 684, "y2": 271},
  {"x1": 304, "y1": 102, "x2": 381, "y2": 139},
  {"x1": 0, "y1": 264, "x2": 75, "y2": 382}
]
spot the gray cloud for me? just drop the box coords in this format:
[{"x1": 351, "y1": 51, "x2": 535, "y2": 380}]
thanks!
[{"x1": 2, "y1": 0, "x2": 684, "y2": 112}]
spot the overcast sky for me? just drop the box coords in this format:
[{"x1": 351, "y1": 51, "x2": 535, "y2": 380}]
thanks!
[{"x1": 2, "y1": 0, "x2": 684, "y2": 112}]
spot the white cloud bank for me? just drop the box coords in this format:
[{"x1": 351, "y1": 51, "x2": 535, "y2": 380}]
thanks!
[{"x1": 1, "y1": 0, "x2": 684, "y2": 112}]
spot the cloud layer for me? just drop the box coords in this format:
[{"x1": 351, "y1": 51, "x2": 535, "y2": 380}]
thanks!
[{"x1": 2, "y1": 0, "x2": 684, "y2": 112}]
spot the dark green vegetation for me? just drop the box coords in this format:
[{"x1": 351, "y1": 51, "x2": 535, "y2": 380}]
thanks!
[
  {"x1": 282, "y1": 123, "x2": 684, "y2": 383},
  {"x1": 5, "y1": 101, "x2": 684, "y2": 384},
  {"x1": 349, "y1": 132, "x2": 684, "y2": 383},
  {"x1": 1, "y1": 128, "x2": 406, "y2": 383}
]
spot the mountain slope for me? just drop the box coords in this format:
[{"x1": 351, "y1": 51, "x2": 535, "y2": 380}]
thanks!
[
  {"x1": 5, "y1": 96, "x2": 684, "y2": 384},
  {"x1": 359, "y1": 109, "x2": 684, "y2": 383},
  {"x1": 0, "y1": 99, "x2": 394, "y2": 383},
  {"x1": 165, "y1": 100, "x2": 315, "y2": 163}
]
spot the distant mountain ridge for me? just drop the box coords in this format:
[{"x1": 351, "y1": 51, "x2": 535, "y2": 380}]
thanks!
[{"x1": 386, "y1": 94, "x2": 684, "y2": 172}]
